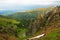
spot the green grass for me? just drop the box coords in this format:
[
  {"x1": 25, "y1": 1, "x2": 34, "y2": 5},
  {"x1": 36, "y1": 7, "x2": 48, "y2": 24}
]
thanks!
[{"x1": 42, "y1": 27, "x2": 60, "y2": 40}]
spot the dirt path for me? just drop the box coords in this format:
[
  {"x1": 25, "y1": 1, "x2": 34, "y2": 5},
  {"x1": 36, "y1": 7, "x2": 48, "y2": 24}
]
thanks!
[{"x1": 27, "y1": 33, "x2": 45, "y2": 40}]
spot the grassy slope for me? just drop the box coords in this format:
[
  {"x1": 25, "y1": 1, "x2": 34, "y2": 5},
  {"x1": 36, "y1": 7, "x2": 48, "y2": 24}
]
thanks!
[
  {"x1": 41, "y1": 27, "x2": 60, "y2": 40},
  {"x1": 0, "y1": 16, "x2": 27, "y2": 40}
]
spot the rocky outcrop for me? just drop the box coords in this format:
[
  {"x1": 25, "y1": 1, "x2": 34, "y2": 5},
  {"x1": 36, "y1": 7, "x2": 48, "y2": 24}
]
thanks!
[{"x1": 27, "y1": 6, "x2": 60, "y2": 36}]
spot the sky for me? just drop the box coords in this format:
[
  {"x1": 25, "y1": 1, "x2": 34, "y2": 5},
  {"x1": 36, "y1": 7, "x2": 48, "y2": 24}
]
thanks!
[{"x1": 0, "y1": 0, "x2": 60, "y2": 11}]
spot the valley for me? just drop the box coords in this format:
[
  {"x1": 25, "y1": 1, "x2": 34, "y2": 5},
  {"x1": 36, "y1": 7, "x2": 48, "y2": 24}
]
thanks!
[{"x1": 0, "y1": 6, "x2": 60, "y2": 40}]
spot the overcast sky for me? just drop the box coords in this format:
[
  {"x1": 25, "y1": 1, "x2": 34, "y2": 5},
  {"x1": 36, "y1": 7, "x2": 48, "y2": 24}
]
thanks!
[{"x1": 0, "y1": 0, "x2": 60, "y2": 11}]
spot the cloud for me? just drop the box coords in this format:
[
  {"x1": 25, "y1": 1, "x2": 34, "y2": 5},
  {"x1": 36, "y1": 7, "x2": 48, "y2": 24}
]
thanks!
[
  {"x1": 0, "y1": 0, "x2": 59, "y2": 5},
  {"x1": 0, "y1": 0, "x2": 60, "y2": 10}
]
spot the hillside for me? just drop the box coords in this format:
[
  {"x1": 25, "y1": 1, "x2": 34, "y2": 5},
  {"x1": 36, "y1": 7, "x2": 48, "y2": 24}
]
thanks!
[
  {"x1": 27, "y1": 6, "x2": 60, "y2": 40},
  {"x1": 7, "y1": 7, "x2": 54, "y2": 29},
  {"x1": 0, "y1": 15, "x2": 27, "y2": 40}
]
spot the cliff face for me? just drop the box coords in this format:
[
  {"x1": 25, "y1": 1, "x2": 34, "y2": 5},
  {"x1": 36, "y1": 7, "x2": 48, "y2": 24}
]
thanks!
[{"x1": 27, "y1": 6, "x2": 60, "y2": 36}]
